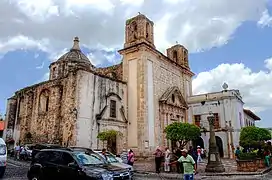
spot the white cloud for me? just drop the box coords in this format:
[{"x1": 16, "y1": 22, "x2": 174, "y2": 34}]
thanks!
[
  {"x1": 0, "y1": 35, "x2": 49, "y2": 54},
  {"x1": 86, "y1": 48, "x2": 120, "y2": 66},
  {"x1": 36, "y1": 62, "x2": 45, "y2": 69},
  {"x1": 0, "y1": 0, "x2": 270, "y2": 63},
  {"x1": 192, "y1": 58, "x2": 272, "y2": 113},
  {"x1": 258, "y1": 10, "x2": 272, "y2": 27}
]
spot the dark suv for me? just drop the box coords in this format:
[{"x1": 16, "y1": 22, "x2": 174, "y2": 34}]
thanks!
[
  {"x1": 27, "y1": 148, "x2": 132, "y2": 180},
  {"x1": 31, "y1": 144, "x2": 63, "y2": 159}
]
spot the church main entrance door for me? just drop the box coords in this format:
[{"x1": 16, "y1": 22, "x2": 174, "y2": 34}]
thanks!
[{"x1": 107, "y1": 135, "x2": 117, "y2": 155}]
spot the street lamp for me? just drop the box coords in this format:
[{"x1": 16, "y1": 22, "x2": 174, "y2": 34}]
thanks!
[{"x1": 205, "y1": 111, "x2": 225, "y2": 172}]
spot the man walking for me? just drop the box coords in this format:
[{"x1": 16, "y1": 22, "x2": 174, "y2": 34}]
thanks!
[
  {"x1": 171, "y1": 149, "x2": 197, "y2": 180},
  {"x1": 14, "y1": 143, "x2": 20, "y2": 160}
]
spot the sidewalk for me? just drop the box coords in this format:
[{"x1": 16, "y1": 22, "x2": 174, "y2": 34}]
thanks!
[{"x1": 133, "y1": 158, "x2": 272, "y2": 178}]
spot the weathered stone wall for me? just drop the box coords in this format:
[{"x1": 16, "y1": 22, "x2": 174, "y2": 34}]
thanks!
[
  {"x1": 94, "y1": 63, "x2": 123, "y2": 81},
  {"x1": 75, "y1": 70, "x2": 127, "y2": 154},
  {"x1": 120, "y1": 42, "x2": 194, "y2": 156},
  {"x1": 143, "y1": 47, "x2": 192, "y2": 151},
  {"x1": 4, "y1": 97, "x2": 17, "y2": 141},
  {"x1": 5, "y1": 70, "x2": 78, "y2": 146}
]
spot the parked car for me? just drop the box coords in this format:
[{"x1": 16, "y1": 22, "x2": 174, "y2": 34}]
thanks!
[
  {"x1": 31, "y1": 144, "x2": 63, "y2": 158},
  {"x1": 0, "y1": 138, "x2": 7, "y2": 178},
  {"x1": 94, "y1": 150, "x2": 134, "y2": 172},
  {"x1": 27, "y1": 148, "x2": 132, "y2": 180},
  {"x1": 69, "y1": 146, "x2": 94, "y2": 154}
]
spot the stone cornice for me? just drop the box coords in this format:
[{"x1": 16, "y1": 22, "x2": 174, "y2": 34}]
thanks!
[{"x1": 12, "y1": 68, "x2": 127, "y2": 98}]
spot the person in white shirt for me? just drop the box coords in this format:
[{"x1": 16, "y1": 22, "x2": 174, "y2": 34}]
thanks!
[
  {"x1": 14, "y1": 143, "x2": 20, "y2": 160},
  {"x1": 164, "y1": 147, "x2": 171, "y2": 172}
]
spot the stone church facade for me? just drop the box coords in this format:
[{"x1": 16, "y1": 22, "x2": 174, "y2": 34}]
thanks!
[{"x1": 4, "y1": 14, "x2": 194, "y2": 156}]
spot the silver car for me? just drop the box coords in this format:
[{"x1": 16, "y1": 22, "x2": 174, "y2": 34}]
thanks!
[{"x1": 94, "y1": 151, "x2": 134, "y2": 172}]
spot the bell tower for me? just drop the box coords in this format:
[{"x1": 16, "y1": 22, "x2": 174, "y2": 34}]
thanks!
[
  {"x1": 166, "y1": 44, "x2": 189, "y2": 68},
  {"x1": 124, "y1": 13, "x2": 155, "y2": 48}
]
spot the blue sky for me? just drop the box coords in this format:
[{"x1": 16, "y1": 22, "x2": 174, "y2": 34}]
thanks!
[{"x1": 1, "y1": 0, "x2": 272, "y2": 128}]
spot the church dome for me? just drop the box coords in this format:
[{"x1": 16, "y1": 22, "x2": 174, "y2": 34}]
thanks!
[{"x1": 56, "y1": 37, "x2": 93, "y2": 67}]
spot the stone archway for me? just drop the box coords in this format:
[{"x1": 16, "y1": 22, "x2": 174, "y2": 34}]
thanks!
[
  {"x1": 215, "y1": 136, "x2": 224, "y2": 157},
  {"x1": 192, "y1": 137, "x2": 204, "y2": 149}
]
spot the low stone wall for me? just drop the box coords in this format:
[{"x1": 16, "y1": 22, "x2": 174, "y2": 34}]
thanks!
[
  {"x1": 256, "y1": 158, "x2": 265, "y2": 169},
  {"x1": 237, "y1": 159, "x2": 258, "y2": 172}
]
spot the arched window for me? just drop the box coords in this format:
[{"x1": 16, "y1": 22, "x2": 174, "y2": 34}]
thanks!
[
  {"x1": 184, "y1": 50, "x2": 188, "y2": 66},
  {"x1": 173, "y1": 50, "x2": 178, "y2": 62},
  {"x1": 131, "y1": 22, "x2": 137, "y2": 40},
  {"x1": 133, "y1": 22, "x2": 137, "y2": 31},
  {"x1": 146, "y1": 22, "x2": 150, "y2": 38},
  {"x1": 51, "y1": 66, "x2": 58, "y2": 79},
  {"x1": 39, "y1": 89, "x2": 50, "y2": 113}
]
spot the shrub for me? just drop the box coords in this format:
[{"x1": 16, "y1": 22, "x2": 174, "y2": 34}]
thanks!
[{"x1": 239, "y1": 152, "x2": 257, "y2": 160}]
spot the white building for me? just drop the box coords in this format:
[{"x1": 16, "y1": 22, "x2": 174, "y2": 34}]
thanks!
[{"x1": 188, "y1": 86, "x2": 260, "y2": 158}]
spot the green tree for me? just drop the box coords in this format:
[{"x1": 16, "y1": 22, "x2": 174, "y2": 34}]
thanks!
[
  {"x1": 164, "y1": 122, "x2": 201, "y2": 148},
  {"x1": 240, "y1": 126, "x2": 271, "y2": 148}
]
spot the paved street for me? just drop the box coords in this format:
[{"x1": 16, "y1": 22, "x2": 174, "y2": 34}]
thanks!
[
  {"x1": 3, "y1": 158, "x2": 272, "y2": 180},
  {"x1": 3, "y1": 161, "x2": 28, "y2": 180}
]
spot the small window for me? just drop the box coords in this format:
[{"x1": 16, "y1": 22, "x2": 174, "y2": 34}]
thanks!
[
  {"x1": 52, "y1": 67, "x2": 57, "y2": 79},
  {"x1": 146, "y1": 22, "x2": 150, "y2": 38},
  {"x1": 173, "y1": 51, "x2": 178, "y2": 62},
  {"x1": 194, "y1": 115, "x2": 201, "y2": 127},
  {"x1": 133, "y1": 23, "x2": 137, "y2": 31},
  {"x1": 39, "y1": 89, "x2": 50, "y2": 113},
  {"x1": 213, "y1": 113, "x2": 220, "y2": 129},
  {"x1": 172, "y1": 94, "x2": 175, "y2": 103},
  {"x1": 110, "y1": 100, "x2": 117, "y2": 118},
  {"x1": 45, "y1": 97, "x2": 49, "y2": 112}
]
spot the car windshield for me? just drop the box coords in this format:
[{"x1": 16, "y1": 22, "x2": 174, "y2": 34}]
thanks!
[
  {"x1": 0, "y1": 145, "x2": 6, "y2": 155},
  {"x1": 74, "y1": 152, "x2": 105, "y2": 166},
  {"x1": 102, "y1": 153, "x2": 119, "y2": 163}
]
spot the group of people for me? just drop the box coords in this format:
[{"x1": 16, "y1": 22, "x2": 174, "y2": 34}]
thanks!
[
  {"x1": 13, "y1": 143, "x2": 30, "y2": 161},
  {"x1": 153, "y1": 146, "x2": 205, "y2": 180}
]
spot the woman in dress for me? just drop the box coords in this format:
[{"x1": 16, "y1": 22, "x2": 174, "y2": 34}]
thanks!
[{"x1": 127, "y1": 149, "x2": 135, "y2": 166}]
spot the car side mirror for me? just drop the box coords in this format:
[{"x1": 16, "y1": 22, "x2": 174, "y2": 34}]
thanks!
[{"x1": 68, "y1": 162, "x2": 78, "y2": 168}]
